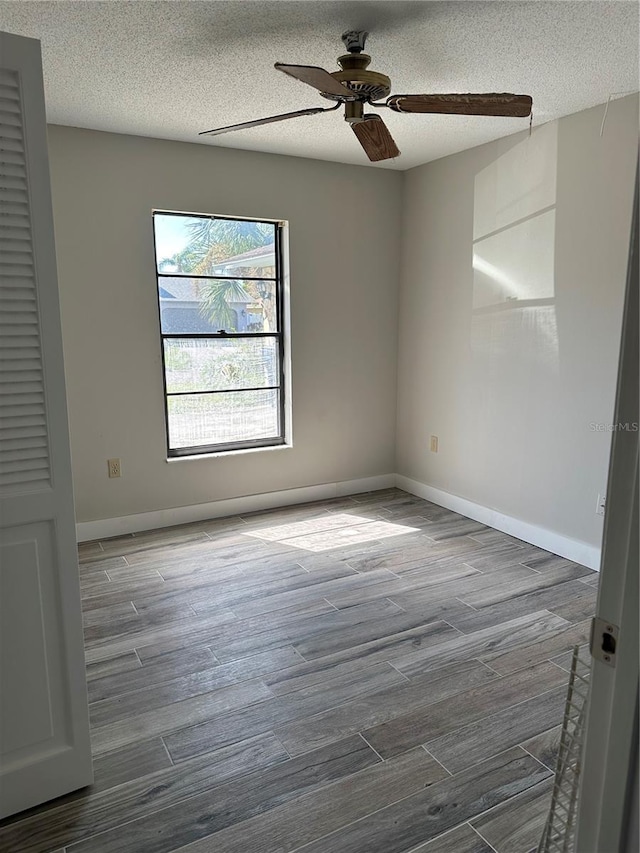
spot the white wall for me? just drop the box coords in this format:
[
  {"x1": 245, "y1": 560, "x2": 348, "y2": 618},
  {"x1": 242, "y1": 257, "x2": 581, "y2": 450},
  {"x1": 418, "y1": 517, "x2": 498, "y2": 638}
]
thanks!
[
  {"x1": 396, "y1": 96, "x2": 638, "y2": 552},
  {"x1": 49, "y1": 97, "x2": 637, "y2": 549},
  {"x1": 47, "y1": 127, "x2": 402, "y2": 524}
]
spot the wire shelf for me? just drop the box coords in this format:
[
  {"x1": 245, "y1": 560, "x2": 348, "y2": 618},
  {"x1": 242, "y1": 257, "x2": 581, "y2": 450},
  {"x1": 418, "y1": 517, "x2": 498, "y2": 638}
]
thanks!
[{"x1": 537, "y1": 645, "x2": 591, "y2": 853}]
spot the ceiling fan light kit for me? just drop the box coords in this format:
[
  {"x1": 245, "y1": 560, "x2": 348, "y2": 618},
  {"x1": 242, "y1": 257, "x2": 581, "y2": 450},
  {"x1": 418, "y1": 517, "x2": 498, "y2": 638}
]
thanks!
[{"x1": 200, "y1": 30, "x2": 533, "y2": 163}]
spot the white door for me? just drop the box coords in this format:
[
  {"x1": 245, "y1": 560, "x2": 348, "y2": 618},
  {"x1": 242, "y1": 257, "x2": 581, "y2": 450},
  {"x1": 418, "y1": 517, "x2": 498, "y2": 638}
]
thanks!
[
  {"x1": 575, "y1": 171, "x2": 638, "y2": 851},
  {"x1": 0, "y1": 31, "x2": 92, "y2": 818}
]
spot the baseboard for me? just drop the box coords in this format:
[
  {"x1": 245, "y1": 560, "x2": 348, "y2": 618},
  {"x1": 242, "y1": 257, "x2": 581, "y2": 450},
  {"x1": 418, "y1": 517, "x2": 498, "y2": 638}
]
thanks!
[
  {"x1": 77, "y1": 472, "x2": 602, "y2": 570},
  {"x1": 396, "y1": 475, "x2": 601, "y2": 570},
  {"x1": 75, "y1": 473, "x2": 396, "y2": 542}
]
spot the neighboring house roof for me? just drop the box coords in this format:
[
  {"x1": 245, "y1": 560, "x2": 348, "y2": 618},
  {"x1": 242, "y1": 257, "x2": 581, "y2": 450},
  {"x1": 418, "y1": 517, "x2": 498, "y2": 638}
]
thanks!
[
  {"x1": 159, "y1": 278, "x2": 253, "y2": 303},
  {"x1": 159, "y1": 279, "x2": 199, "y2": 300},
  {"x1": 213, "y1": 242, "x2": 275, "y2": 273}
]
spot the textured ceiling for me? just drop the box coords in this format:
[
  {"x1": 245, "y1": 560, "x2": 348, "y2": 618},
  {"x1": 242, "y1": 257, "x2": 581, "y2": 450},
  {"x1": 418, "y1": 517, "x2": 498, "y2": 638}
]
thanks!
[{"x1": 0, "y1": 1, "x2": 637, "y2": 170}]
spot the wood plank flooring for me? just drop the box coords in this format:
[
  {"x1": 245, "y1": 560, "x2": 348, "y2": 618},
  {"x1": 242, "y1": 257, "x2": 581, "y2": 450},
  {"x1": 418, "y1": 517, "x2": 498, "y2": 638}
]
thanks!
[{"x1": 0, "y1": 488, "x2": 598, "y2": 853}]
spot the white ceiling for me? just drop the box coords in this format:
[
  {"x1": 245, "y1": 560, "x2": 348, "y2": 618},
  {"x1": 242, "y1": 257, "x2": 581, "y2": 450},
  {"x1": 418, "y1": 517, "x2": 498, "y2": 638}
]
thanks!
[{"x1": 0, "y1": 1, "x2": 637, "y2": 170}]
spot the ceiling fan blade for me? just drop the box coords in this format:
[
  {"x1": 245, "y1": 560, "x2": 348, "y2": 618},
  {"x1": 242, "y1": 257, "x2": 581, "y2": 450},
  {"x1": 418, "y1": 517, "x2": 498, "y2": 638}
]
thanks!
[
  {"x1": 386, "y1": 93, "x2": 533, "y2": 117},
  {"x1": 274, "y1": 63, "x2": 357, "y2": 99},
  {"x1": 199, "y1": 106, "x2": 334, "y2": 137},
  {"x1": 352, "y1": 115, "x2": 400, "y2": 162}
]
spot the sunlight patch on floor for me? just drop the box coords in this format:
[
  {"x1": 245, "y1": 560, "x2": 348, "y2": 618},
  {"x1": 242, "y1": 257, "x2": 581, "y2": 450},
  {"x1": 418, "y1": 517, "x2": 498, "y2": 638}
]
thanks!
[{"x1": 244, "y1": 513, "x2": 421, "y2": 552}]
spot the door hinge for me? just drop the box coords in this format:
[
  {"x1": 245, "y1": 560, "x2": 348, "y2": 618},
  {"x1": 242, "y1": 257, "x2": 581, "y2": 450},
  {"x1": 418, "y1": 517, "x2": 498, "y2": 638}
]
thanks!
[{"x1": 590, "y1": 616, "x2": 619, "y2": 667}]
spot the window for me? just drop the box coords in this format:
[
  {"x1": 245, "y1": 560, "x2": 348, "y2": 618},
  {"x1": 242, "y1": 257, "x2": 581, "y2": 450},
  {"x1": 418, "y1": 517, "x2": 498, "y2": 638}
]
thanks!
[{"x1": 152, "y1": 211, "x2": 287, "y2": 456}]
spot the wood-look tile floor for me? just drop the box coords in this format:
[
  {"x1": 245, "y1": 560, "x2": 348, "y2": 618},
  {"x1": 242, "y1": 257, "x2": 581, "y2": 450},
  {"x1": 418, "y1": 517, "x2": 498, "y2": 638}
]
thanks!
[{"x1": 0, "y1": 488, "x2": 598, "y2": 853}]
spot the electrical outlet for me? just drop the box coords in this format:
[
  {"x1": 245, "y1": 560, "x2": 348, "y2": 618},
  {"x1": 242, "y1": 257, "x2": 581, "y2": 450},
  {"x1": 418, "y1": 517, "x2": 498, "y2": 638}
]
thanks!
[
  {"x1": 430, "y1": 435, "x2": 439, "y2": 453},
  {"x1": 596, "y1": 494, "x2": 606, "y2": 515},
  {"x1": 107, "y1": 458, "x2": 122, "y2": 479}
]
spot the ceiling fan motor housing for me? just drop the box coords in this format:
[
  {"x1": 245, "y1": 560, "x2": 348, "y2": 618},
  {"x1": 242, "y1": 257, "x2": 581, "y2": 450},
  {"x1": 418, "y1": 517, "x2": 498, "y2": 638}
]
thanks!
[{"x1": 321, "y1": 52, "x2": 392, "y2": 107}]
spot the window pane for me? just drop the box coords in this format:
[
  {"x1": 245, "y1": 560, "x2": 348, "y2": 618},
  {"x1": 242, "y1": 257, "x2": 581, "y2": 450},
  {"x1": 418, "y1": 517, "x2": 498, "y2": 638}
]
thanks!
[
  {"x1": 158, "y1": 277, "x2": 277, "y2": 334},
  {"x1": 164, "y1": 338, "x2": 279, "y2": 393},
  {"x1": 154, "y1": 214, "x2": 276, "y2": 277},
  {"x1": 167, "y1": 390, "x2": 280, "y2": 449}
]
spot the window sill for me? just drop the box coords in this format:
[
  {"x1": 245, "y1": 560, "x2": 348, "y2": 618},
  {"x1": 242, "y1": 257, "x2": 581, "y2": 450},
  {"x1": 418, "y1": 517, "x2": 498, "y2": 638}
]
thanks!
[{"x1": 166, "y1": 442, "x2": 293, "y2": 462}]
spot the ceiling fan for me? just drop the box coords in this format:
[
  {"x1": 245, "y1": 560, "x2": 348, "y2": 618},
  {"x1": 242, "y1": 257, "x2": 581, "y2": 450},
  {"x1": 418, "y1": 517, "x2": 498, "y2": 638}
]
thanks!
[{"x1": 200, "y1": 31, "x2": 533, "y2": 163}]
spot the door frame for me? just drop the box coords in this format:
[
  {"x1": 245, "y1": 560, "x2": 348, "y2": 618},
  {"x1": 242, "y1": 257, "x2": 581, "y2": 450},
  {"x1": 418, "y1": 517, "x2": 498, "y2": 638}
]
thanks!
[{"x1": 575, "y1": 159, "x2": 638, "y2": 852}]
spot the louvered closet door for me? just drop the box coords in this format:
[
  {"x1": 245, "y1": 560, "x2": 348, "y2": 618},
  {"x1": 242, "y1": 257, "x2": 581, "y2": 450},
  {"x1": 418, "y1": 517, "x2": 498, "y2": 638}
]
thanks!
[{"x1": 0, "y1": 32, "x2": 92, "y2": 818}]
